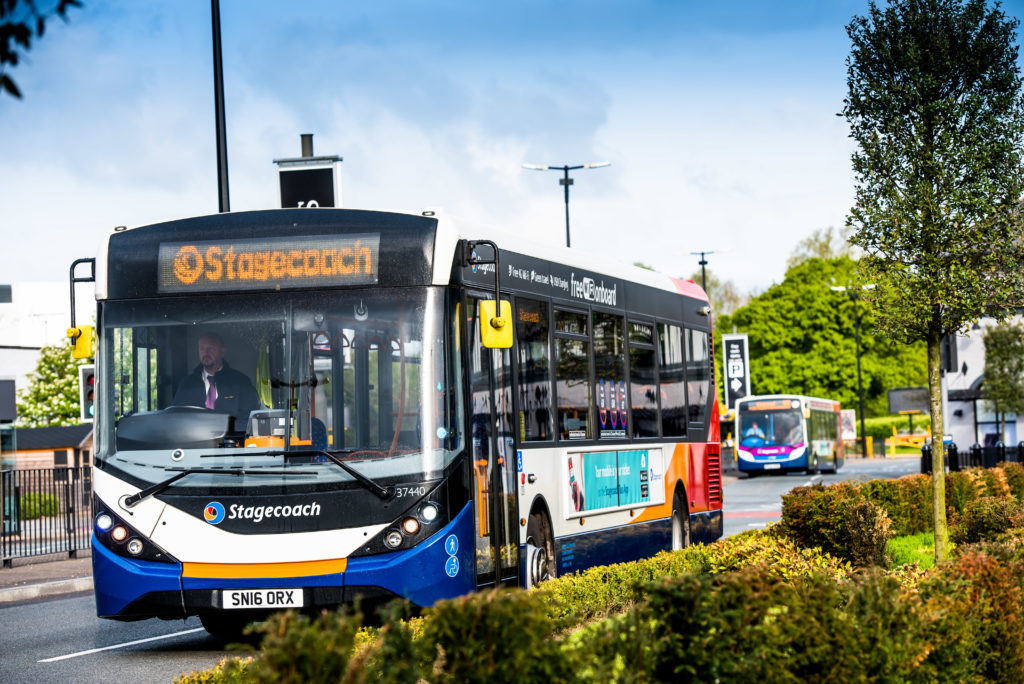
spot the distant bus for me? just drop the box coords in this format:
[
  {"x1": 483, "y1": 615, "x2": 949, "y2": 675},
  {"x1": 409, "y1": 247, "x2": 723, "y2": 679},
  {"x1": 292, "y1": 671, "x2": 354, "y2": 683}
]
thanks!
[{"x1": 734, "y1": 395, "x2": 844, "y2": 475}]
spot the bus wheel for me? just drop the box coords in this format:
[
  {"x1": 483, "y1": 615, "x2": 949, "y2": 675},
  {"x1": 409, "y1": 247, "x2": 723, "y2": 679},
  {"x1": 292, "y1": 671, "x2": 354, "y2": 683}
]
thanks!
[
  {"x1": 671, "y1": 491, "x2": 691, "y2": 550},
  {"x1": 525, "y1": 512, "x2": 555, "y2": 588},
  {"x1": 200, "y1": 613, "x2": 262, "y2": 643},
  {"x1": 806, "y1": 455, "x2": 819, "y2": 475}
]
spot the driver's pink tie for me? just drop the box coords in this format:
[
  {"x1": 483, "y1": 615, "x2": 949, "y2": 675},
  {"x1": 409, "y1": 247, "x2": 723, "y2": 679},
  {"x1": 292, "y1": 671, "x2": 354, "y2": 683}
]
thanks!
[{"x1": 206, "y1": 375, "x2": 217, "y2": 409}]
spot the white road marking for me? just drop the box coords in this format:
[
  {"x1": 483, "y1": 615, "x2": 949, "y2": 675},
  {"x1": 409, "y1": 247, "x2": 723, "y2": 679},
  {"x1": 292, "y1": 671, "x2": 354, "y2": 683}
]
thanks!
[{"x1": 38, "y1": 627, "x2": 207, "y2": 662}]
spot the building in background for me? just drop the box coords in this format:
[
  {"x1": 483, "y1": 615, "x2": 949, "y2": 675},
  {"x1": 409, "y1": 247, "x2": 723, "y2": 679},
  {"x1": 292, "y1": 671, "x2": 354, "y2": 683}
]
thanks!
[{"x1": 943, "y1": 314, "x2": 1024, "y2": 448}]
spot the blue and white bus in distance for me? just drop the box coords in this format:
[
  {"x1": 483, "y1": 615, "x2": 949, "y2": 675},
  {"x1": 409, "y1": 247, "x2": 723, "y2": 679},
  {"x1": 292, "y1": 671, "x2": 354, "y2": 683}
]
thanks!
[{"x1": 734, "y1": 395, "x2": 844, "y2": 475}]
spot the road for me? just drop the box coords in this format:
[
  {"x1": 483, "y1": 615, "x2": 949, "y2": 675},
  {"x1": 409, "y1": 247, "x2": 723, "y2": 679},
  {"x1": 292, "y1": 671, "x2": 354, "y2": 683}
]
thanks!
[
  {"x1": 0, "y1": 594, "x2": 235, "y2": 684},
  {"x1": 722, "y1": 454, "x2": 921, "y2": 537},
  {"x1": 0, "y1": 455, "x2": 920, "y2": 683}
]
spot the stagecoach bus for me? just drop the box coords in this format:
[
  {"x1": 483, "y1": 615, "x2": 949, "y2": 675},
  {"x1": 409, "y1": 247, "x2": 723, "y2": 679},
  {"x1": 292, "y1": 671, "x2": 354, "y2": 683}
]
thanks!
[
  {"x1": 70, "y1": 208, "x2": 723, "y2": 635},
  {"x1": 734, "y1": 394, "x2": 844, "y2": 475}
]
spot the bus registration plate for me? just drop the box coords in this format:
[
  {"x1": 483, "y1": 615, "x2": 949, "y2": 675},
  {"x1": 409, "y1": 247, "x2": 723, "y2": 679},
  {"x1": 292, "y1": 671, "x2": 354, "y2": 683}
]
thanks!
[
  {"x1": 223, "y1": 588, "x2": 304, "y2": 610},
  {"x1": 763, "y1": 463, "x2": 781, "y2": 470}
]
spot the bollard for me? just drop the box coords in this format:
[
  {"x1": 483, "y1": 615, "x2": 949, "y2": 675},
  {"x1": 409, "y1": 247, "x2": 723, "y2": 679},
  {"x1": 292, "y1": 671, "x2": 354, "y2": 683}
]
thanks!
[
  {"x1": 948, "y1": 443, "x2": 959, "y2": 472},
  {"x1": 970, "y1": 443, "x2": 982, "y2": 468},
  {"x1": 1018, "y1": 441, "x2": 1024, "y2": 464},
  {"x1": 921, "y1": 443, "x2": 932, "y2": 475}
]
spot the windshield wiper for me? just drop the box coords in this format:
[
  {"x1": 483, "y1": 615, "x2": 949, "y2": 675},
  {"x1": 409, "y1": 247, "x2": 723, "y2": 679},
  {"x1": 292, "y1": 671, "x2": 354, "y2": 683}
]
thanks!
[
  {"x1": 257, "y1": 448, "x2": 394, "y2": 500},
  {"x1": 123, "y1": 467, "x2": 316, "y2": 508}
]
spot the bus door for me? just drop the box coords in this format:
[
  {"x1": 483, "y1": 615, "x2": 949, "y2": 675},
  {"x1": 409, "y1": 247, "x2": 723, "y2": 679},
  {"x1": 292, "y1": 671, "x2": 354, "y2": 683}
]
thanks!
[{"x1": 467, "y1": 295, "x2": 520, "y2": 589}]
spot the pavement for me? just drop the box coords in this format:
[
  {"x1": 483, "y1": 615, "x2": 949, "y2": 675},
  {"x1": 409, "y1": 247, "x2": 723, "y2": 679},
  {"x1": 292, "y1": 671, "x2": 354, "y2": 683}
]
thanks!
[{"x1": 0, "y1": 552, "x2": 93, "y2": 604}]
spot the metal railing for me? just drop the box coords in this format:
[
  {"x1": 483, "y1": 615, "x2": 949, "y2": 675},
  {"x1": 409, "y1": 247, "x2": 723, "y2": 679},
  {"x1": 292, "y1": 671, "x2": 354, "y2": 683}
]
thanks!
[
  {"x1": 1, "y1": 467, "x2": 92, "y2": 566},
  {"x1": 921, "y1": 442, "x2": 1024, "y2": 474}
]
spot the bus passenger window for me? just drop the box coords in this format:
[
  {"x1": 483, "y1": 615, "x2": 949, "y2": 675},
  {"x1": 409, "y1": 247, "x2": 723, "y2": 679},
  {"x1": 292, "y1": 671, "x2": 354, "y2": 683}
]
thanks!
[
  {"x1": 658, "y1": 323, "x2": 686, "y2": 437},
  {"x1": 685, "y1": 328, "x2": 711, "y2": 425},
  {"x1": 555, "y1": 310, "x2": 592, "y2": 441},
  {"x1": 593, "y1": 312, "x2": 626, "y2": 439},
  {"x1": 629, "y1": 321, "x2": 658, "y2": 438},
  {"x1": 515, "y1": 298, "x2": 552, "y2": 441}
]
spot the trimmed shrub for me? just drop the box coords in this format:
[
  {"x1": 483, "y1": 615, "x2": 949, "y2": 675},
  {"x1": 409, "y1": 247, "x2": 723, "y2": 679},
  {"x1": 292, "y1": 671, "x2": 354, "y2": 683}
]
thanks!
[
  {"x1": 19, "y1": 492, "x2": 59, "y2": 519},
  {"x1": 421, "y1": 588, "x2": 571, "y2": 683},
  {"x1": 777, "y1": 483, "x2": 894, "y2": 567},
  {"x1": 917, "y1": 550, "x2": 1024, "y2": 683},
  {"x1": 949, "y1": 496, "x2": 1024, "y2": 546}
]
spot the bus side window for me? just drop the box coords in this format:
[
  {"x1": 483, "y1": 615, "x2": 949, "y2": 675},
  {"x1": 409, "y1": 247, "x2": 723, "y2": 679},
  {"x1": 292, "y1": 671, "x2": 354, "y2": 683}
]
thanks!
[
  {"x1": 658, "y1": 323, "x2": 686, "y2": 437},
  {"x1": 685, "y1": 328, "x2": 711, "y2": 426},
  {"x1": 515, "y1": 298, "x2": 552, "y2": 442},
  {"x1": 554, "y1": 309, "x2": 592, "y2": 441},
  {"x1": 593, "y1": 312, "x2": 626, "y2": 439},
  {"x1": 628, "y1": 321, "x2": 658, "y2": 438}
]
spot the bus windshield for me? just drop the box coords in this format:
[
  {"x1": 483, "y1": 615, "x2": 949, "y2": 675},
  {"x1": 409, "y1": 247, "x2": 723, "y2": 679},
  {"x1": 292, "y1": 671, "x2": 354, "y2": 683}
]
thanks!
[
  {"x1": 738, "y1": 405, "x2": 804, "y2": 448},
  {"x1": 96, "y1": 286, "x2": 462, "y2": 490}
]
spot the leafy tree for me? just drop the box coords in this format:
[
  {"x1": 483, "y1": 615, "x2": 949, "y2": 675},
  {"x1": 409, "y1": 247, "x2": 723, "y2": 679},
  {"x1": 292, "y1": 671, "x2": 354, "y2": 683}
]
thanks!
[
  {"x1": 843, "y1": 0, "x2": 1024, "y2": 561},
  {"x1": 983, "y1": 322, "x2": 1024, "y2": 442},
  {"x1": 786, "y1": 226, "x2": 859, "y2": 269},
  {"x1": 715, "y1": 257, "x2": 926, "y2": 423},
  {"x1": 1, "y1": 0, "x2": 81, "y2": 98},
  {"x1": 16, "y1": 341, "x2": 86, "y2": 427}
]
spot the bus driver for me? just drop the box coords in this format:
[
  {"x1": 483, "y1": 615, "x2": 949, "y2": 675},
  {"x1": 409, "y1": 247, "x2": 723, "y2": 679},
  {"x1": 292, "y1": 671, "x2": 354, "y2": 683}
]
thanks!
[{"x1": 172, "y1": 332, "x2": 261, "y2": 429}]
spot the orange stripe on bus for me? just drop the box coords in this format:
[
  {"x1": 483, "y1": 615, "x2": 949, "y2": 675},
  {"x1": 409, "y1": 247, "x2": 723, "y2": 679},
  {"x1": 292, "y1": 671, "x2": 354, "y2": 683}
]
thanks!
[{"x1": 182, "y1": 558, "x2": 348, "y2": 579}]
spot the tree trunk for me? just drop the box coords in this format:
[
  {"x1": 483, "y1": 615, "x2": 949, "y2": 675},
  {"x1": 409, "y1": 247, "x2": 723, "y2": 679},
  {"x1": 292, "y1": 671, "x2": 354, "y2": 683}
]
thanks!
[{"x1": 927, "y1": 331, "x2": 949, "y2": 562}]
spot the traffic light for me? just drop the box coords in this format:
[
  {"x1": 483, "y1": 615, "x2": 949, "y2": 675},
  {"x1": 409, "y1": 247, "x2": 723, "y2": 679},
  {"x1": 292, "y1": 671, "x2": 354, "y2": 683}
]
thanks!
[{"x1": 79, "y1": 364, "x2": 95, "y2": 422}]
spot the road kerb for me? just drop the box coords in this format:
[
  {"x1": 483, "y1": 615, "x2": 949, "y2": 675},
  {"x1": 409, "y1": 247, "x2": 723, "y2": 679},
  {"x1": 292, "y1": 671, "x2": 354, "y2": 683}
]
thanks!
[{"x1": 0, "y1": 577, "x2": 93, "y2": 604}]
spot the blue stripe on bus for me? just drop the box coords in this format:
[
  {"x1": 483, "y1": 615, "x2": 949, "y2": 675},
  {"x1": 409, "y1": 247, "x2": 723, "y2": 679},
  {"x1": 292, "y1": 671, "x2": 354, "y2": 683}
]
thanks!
[
  {"x1": 343, "y1": 502, "x2": 476, "y2": 608},
  {"x1": 92, "y1": 534, "x2": 183, "y2": 618}
]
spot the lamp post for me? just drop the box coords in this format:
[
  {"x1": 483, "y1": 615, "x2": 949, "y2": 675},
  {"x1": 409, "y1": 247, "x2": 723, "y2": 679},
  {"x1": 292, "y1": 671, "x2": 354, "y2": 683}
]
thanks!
[
  {"x1": 831, "y1": 284, "x2": 875, "y2": 458},
  {"x1": 690, "y1": 250, "x2": 715, "y2": 291},
  {"x1": 522, "y1": 162, "x2": 610, "y2": 247},
  {"x1": 211, "y1": 0, "x2": 230, "y2": 212}
]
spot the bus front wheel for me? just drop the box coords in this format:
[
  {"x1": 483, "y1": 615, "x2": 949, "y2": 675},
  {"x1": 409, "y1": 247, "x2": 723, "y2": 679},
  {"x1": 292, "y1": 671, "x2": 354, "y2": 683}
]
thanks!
[
  {"x1": 525, "y1": 512, "x2": 555, "y2": 588},
  {"x1": 672, "y1": 491, "x2": 691, "y2": 551}
]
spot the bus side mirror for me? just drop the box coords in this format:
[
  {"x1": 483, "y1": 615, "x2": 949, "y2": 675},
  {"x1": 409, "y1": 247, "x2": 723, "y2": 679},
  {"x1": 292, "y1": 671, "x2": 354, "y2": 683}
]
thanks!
[
  {"x1": 68, "y1": 325, "x2": 95, "y2": 359},
  {"x1": 479, "y1": 300, "x2": 512, "y2": 349}
]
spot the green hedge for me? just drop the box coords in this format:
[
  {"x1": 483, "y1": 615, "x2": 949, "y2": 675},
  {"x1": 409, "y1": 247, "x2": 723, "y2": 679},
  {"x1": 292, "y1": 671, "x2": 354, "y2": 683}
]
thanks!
[
  {"x1": 863, "y1": 414, "x2": 931, "y2": 441},
  {"x1": 179, "y1": 464, "x2": 1024, "y2": 683},
  {"x1": 19, "y1": 493, "x2": 60, "y2": 520}
]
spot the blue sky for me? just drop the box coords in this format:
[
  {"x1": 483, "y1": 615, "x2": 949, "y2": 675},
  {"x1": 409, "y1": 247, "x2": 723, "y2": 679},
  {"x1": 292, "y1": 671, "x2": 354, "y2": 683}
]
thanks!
[{"x1": 4, "y1": 0, "x2": 1024, "y2": 294}]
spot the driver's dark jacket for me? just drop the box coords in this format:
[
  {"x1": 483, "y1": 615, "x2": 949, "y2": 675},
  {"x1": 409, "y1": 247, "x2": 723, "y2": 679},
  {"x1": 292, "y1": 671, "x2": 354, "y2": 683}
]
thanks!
[{"x1": 172, "y1": 361, "x2": 261, "y2": 428}]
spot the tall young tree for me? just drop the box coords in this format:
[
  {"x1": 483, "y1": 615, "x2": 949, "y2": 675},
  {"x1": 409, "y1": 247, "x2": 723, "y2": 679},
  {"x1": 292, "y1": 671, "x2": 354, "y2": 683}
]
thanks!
[
  {"x1": 16, "y1": 341, "x2": 85, "y2": 427},
  {"x1": 843, "y1": 0, "x2": 1024, "y2": 561},
  {"x1": 983, "y1": 322, "x2": 1024, "y2": 442}
]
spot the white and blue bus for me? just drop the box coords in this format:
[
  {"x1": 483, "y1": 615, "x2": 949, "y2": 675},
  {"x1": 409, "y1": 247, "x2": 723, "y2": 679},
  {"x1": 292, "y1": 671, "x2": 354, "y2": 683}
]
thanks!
[
  {"x1": 734, "y1": 394, "x2": 844, "y2": 475},
  {"x1": 72, "y1": 208, "x2": 723, "y2": 635}
]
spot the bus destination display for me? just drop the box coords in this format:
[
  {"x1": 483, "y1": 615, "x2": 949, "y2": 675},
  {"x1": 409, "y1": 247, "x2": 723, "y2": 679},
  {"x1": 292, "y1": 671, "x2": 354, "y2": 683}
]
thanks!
[{"x1": 158, "y1": 234, "x2": 380, "y2": 292}]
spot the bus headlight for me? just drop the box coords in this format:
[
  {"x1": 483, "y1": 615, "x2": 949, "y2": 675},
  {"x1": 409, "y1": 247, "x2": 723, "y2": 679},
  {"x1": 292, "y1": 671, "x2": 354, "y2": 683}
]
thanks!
[
  {"x1": 91, "y1": 496, "x2": 177, "y2": 564},
  {"x1": 419, "y1": 502, "x2": 439, "y2": 522},
  {"x1": 95, "y1": 513, "x2": 114, "y2": 532},
  {"x1": 384, "y1": 530, "x2": 404, "y2": 549},
  {"x1": 402, "y1": 517, "x2": 421, "y2": 535}
]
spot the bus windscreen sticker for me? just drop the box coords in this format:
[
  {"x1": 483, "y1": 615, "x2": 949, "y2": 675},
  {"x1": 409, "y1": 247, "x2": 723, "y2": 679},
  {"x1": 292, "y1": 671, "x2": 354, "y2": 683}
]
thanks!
[{"x1": 158, "y1": 234, "x2": 380, "y2": 292}]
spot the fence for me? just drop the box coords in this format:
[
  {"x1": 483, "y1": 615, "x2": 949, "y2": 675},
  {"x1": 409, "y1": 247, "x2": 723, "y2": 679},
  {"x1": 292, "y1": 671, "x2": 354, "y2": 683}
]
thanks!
[
  {"x1": 1, "y1": 467, "x2": 92, "y2": 566},
  {"x1": 921, "y1": 442, "x2": 1024, "y2": 474}
]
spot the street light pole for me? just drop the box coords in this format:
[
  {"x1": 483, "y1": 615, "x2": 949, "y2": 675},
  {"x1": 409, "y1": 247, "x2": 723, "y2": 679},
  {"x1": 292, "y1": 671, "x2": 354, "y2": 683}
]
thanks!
[
  {"x1": 690, "y1": 250, "x2": 715, "y2": 291},
  {"x1": 831, "y1": 284, "x2": 875, "y2": 458},
  {"x1": 211, "y1": 0, "x2": 230, "y2": 213},
  {"x1": 522, "y1": 162, "x2": 611, "y2": 247}
]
